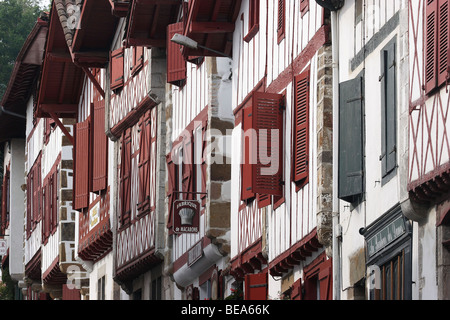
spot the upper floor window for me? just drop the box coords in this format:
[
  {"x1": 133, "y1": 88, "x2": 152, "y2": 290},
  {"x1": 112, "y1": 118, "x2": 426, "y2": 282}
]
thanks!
[{"x1": 244, "y1": 0, "x2": 260, "y2": 42}]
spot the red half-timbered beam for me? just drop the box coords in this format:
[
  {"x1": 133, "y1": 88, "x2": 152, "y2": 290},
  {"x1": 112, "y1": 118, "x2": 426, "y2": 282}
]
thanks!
[{"x1": 48, "y1": 112, "x2": 74, "y2": 145}]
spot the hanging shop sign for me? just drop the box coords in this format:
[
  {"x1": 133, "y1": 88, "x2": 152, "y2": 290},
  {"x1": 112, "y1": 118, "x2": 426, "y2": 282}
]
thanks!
[
  {"x1": 173, "y1": 200, "x2": 200, "y2": 234},
  {"x1": 366, "y1": 215, "x2": 406, "y2": 258}
]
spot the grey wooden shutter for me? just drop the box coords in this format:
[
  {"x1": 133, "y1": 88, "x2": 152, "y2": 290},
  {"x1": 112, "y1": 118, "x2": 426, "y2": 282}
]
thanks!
[
  {"x1": 380, "y1": 39, "x2": 397, "y2": 178},
  {"x1": 339, "y1": 75, "x2": 364, "y2": 202}
]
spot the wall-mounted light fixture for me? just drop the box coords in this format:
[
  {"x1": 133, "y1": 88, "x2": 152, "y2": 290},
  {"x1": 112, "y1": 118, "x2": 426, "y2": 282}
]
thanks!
[{"x1": 171, "y1": 33, "x2": 232, "y2": 59}]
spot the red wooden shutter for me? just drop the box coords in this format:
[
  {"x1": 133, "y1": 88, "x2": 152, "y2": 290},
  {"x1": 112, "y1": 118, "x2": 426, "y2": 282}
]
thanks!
[
  {"x1": 251, "y1": 92, "x2": 283, "y2": 197},
  {"x1": 91, "y1": 100, "x2": 107, "y2": 192},
  {"x1": 166, "y1": 155, "x2": 176, "y2": 233},
  {"x1": 167, "y1": 22, "x2": 187, "y2": 87},
  {"x1": 110, "y1": 47, "x2": 124, "y2": 91},
  {"x1": 52, "y1": 170, "x2": 58, "y2": 233},
  {"x1": 74, "y1": 118, "x2": 90, "y2": 210},
  {"x1": 293, "y1": 69, "x2": 310, "y2": 184},
  {"x1": 318, "y1": 263, "x2": 332, "y2": 300},
  {"x1": 425, "y1": 0, "x2": 438, "y2": 93},
  {"x1": 138, "y1": 111, "x2": 151, "y2": 213},
  {"x1": 300, "y1": 0, "x2": 309, "y2": 16},
  {"x1": 201, "y1": 120, "x2": 208, "y2": 205},
  {"x1": 277, "y1": 0, "x2": 285, "y2": 42},
  {"x1": 119, "y1": 129, "x2": 132, "y2": 226},
  {"x1": 182, "y1": 133, "x2": 194, "y2": 200},
  {"x1": 291, "y1": 278, "x2": 303, "y2": 300},
  {"x1": 244, "y1": 272, "x2": 268, "y2": 300},
  {"x1": 43, "y1": 179, "x2": 50, "y2": 240},
  {"x1": 62, "y1": 284, "x2": 81, "y2": 300},
  {"x1": 241, "y1": 105, "x2": 255, "y2": 201},
  {"x1": 1, "y1": 173, "x2": 7, "y2": 236},
  {"x1": 26, "y1": 173, "x2": 32, "y2": 238},
  {"x1": 132, "y1": 46, "x2": 144, "y2": 76},
  {"x1": 438, "y1": 0, "x2": 450, "y2": 86}
]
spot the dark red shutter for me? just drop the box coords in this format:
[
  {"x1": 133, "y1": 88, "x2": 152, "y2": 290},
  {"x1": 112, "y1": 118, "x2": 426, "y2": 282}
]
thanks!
[
  {"x1": 251, "y1": 92, "x2": 283, "y2": 197},
  {"x1": 201, "y1": 120, "x2": 208, "y2": 205},
  {"x1": 277, "y1": 0, "x2": 285, "y2": 42},
  {"x1": 438, "y1": 0, "x2": 449, "y2": 86},
  {"x1": 43, "y1": 179, "x2": 50, "y2": 240},
  {"x1": 62, "y1": 284, "x2": 81, "y2": 300},
  {"x1": 1, "y1": 173, "x2": 7, "y2": 236},
  {"x1": 138, "y1": 111, "x2": 151, "y2": 213},
  {"x1": 26, "y1": 172, "x2": 32, "y2": 238},
  {"x1": 74, "y1": 118, "x2": 90, "y2": 210},
  {"x1": 182, "y1": 133, "x2": 194, "y2": 200},
  {"x1": 120, "y1": 129, "x2": 132, "y2": 226},
  {"x1": 425, "y1": 0, "x2": 438, "y2": 93},
  {"x1": 91, "y1": 100, "x2": 107, "y2": 192},
  {"x1": 244, "y1": 272, "x2": 268, "y2": 300},
  {"x1": 318, "y1": 263, "x2": 332, "y2": 300},
  {"x1": 241, "y1": 105, "x2": 255, "y2": 201},
  {"x1": 110, "y1": 47, "x2": 124, "y2": 91},
  {"x1": 167, "y1": 22, "x2": 187, "y2": 87},
  {"x1": 291, "y1": 278, "x2": 303, "y2": 300},
  {"x1": 132, "y1": 46, "x2": 144, "y2": 75},
  {"x1": 293, "y1": 69, "x2": 310, "y2": 184},
  {"x1": 300, "y1": 0, "x2": 309, "y2": 16},
  {"x1": 166, "y1": 155, "x2": 176, "y2": 234},
  {"x1": 52, "y1": 170, "x2": 58, "y2": 233}
]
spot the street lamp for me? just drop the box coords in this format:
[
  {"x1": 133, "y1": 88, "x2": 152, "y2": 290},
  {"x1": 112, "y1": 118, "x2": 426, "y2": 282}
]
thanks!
[{"x1": 170, "y1": 33, "x2": 232, "y2": 59}]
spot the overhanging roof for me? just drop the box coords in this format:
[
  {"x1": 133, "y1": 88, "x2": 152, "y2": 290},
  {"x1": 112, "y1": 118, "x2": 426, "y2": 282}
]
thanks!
[
  {"x1": 125, "y1": 0, "x2": 181, "y2": 47},
  {"x1": 0, "y1": 15, "x2": 49, "y2": 142},
  {"x1": 36, "y1": 2, "x2": 84, "y2": 118},
  {"x1": 183, "y1": 0, "x2": 241, "y2": 58}
]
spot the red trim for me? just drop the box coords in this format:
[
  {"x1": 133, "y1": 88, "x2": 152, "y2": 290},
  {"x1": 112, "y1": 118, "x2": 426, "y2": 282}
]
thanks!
[{"x1": 230, "y1": 239, "x2": 267, "y2": 281}]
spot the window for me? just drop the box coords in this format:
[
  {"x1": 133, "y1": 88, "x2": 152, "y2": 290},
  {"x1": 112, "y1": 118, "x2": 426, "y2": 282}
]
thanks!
[
  {"x1": 137, "y1": 110, "x2": 151, "y2": 213},
  {"x1": 338, "y1": 74, "x2": 364, "y2": 203},
  {"x1": 380, "y1": 38, "x2": 397, "y2": 181},
  {"x1": 27, "y1": 156, "x2": 42, "y2": 238},
  {"x1": 131, "y1": 46, "x2": 144, "y2": 76},
  {"x1": 425, "y1": 0, "x2": 449, "y2": 94},
  {"x1": 151, "y1": 277, "x2": 162, "y2": 300},
  {"x1": 110, "y1": 47, "x2": 124, "y2": 91},
  {"x1": 241, "y1": 92, "x2": 284, "y2": 201},
  {"x1": 355, "y1": 0, "x2": 363, "y2": 24},
  {"x1": 1, "y1": 167, "x2": 9, "y2": 236},
  {"x1": 293, "y1": 68, "x2": 310, "y2": 188},
  {"x1": 244, "y1": 0, "x2": 260, "y2": 42},
  {"x1": 42, "y1": 169, "x2": 58, "y2": 242},
  {"x1": 278, "y1": 0, "x2": 285, "y2": 43},
  {"x1": 119, "y1": 128, "x2": 132, "y2": 227},
  {"x1": 167, "y1": 22, "x2": 186, "y2": 87},
  {"x1": 97, "y1": 276, "x2": 105, "y2": 300}
]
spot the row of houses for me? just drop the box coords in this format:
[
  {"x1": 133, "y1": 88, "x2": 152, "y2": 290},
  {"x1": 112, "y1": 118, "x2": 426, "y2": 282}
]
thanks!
[{"x1": 0, "y1": 0, "x2": 448, "y2": 300}]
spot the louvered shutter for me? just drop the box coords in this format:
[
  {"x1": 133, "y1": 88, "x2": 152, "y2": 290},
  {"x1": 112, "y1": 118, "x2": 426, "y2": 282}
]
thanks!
[
  {"x1": 43, "y1": 180, "x2": 50, "y2": 240},
  {"x1": 166, "y1": 155, "x2": 176, "y2": 234},
  {"x1": 26, "y1": 173, "x2": 32, "y2": 238},
  {"x1": 300, "y1": 0, "x2": 309, "y2": 16},
  {"x1": 380, "y1": 39, "x2": 397, "y2": 178},
  {"x1": 167, "y1": 22, "x2": 187, "y2": 87},
  {"x1": 277, "y1": 0, "x2": 285, "y2": 42},
  {"x1": 138, "y1": 111, "x2": 151, "y2": 213},
  {"x1": 252, "y1": 92, "x2": 283, "y2": 196},
  {"x1": 120, "y1": 129, "x2": 132, "y2": 226},
  {"x1": 244, "y1": 272, "x2": 268, "y2": 300},
  {"x1": 438, "y1": 0, "x2": 450, "y2": 86},
  {"x1": 241, "y1": 105, "x2": 255, "y2": 201},
  {"x1": 425, "y1": 0, "x2": 438, "y2": 93},
  {"x1": 91, "y1": 100, "x2": 107, "y2": 192},
  {"x1": 293, "y1": 69, "x2": 310, "y2": 184},
  {"x1": 74, "y1": 118, "x2": 90, "y2": 210},
  {"x1": 338, "y1": 76, "x2": 364, "y2": 202},
  {"x1": 110, "y1": 47, "x2": 124, "y2": 91},
  {"x1": 52, "y1": 170, "x2": 58, "y2": 232}
]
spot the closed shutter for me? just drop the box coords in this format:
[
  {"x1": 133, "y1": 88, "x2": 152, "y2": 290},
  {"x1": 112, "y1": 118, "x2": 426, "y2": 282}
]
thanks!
[
  {"x1": 252, "y1": 92, "x2": 283, "y2": 197},
  {"x1": 438, "y1": 0, "x2": 450, "y2": 86},
  {"x1": 110, "y1": 47, "x2": 124, "y2": 91},
  {"x1": 277, "y1": 0, "x2": 285, "y2": 42},
  {"x1": 132, "y1": 46, "x2": 144, "y2": 76},
  {"x1": 74, "y1": 118, "x2": 90, "y2": 210},
  {"x1": 62, "y1": 284, "x2": 81, "y2": 300},
  {"x1": 300, "y1": 0, "x2": 309, "y2": 16},
  {"x1": 244, "y1": 272, "x2": 268, "y2": 300},
  {"x1": 138, "y1": 111, "x2": 151, "y2": 213},
  {"x1": 26, "y1": 173, "x2": 32, "y2": 238},
  {"x1": 120, "y1": 129, "x2": 132, "y2": 226},
  {"x1": 166, "y1": 155, "x2": 176, "y2": 234},
  {"x1": 291, "y1": 278, "x2": 303, "y2": 300},
  {"x1": 318, "y1": 263, "x2": 332, "y2": 300},
  {"x1": 182, "y1": 133, "x2": 194, "y2": 200},
  {"x1": 92, "y1": 100, "x2": 107, "y2": 192},
  {"x1": 293, "y1": 69, "x2": 310, "y2": 185},
  {"x1": 380, "y1": 39, "x2": 397, "y2": 178},
  {"x1": 425, "y1": 0, "x2": 438, "y2": 93},
  {"x1": 43, "y1": 180, "x2": 50, "y2": 240},
  {"x1": 338, "y1": 75, "x2": 364, "y2": 202},
  {"x1": 167, "y1": 22, "x2": 187, "y2": 87},
  {"x1": 1, "y1": 173, "x2": 7, "y2": 236},
  {"x1": 52, "y1": 170, "x2": 58, "y2": 233},
  {"x1": 201, "y1": 120, "x2": 208, "y2": 205}
]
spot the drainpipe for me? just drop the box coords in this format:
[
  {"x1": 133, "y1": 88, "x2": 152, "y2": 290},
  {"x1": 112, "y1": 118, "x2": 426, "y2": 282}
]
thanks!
[{"x1": 330, "y1": 9, "x2": 341, "y2": 302}]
